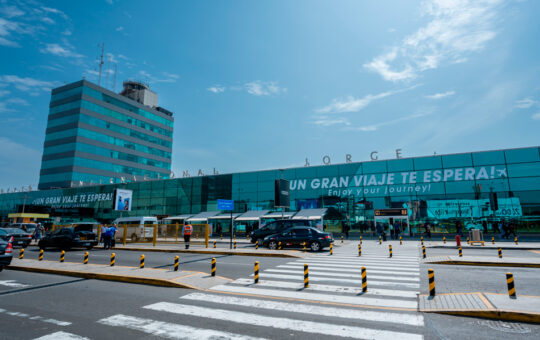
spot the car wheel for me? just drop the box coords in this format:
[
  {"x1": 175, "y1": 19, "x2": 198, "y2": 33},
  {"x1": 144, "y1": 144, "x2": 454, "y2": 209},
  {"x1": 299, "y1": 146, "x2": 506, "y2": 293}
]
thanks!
[
  {"x1": 131, "y1": 233, "x2": 138, "y2": 242},
  {"x1": 310, "y1": 241, "x2": 321, "y2": 252},
  {"x1": 268, "y1": 240, "x2": 278, "y2": 250}
]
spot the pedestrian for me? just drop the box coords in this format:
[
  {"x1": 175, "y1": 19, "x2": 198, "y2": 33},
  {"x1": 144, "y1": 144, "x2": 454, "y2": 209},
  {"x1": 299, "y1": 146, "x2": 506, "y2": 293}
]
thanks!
[
  {"x1": 425, "y1": 223, "x2": 432, "y2": 239},
  {"x1": 482, "y1": 220, "x2": 488, "y2": 234},
  {"x1": 109, "y1": 224, "x2": 117, "y2": 248},
  {"x1": 389, "y1": 222, "x2": 395, "y2": 240},
  {"x1": 342, "y1": 222, "x2": 350, "y2": 240},
  {"x1": 182, "y1": 222, "x2": 193, "y2": 249},
  {"x1": 103, "y1": 225, "x2": 111, "y2": 249},
  {"x1": 456, "y1": 221, "x2": 462, "y2": 236},
  {"x1": 100, "y1": 224, "x2": 107, "y2": 245},
  {"x1": 394, "y1": 221, "x2": 400, "y2": 239}
]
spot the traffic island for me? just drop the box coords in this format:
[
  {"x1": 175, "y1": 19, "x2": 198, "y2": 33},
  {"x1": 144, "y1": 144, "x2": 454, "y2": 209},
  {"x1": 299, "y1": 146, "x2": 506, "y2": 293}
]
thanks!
[
  {"x1": 425, "y1": 242, "x2": 540, "y2": 250},
  {"x1": 7, "y1": 259, "x2": 231, "y2": 290},
  {"x1": 423, "y1": 256, "x2": 540, "y2": 268},
  {"x1": 419, "y1": 293, "x2": 540, "y2": 324}
]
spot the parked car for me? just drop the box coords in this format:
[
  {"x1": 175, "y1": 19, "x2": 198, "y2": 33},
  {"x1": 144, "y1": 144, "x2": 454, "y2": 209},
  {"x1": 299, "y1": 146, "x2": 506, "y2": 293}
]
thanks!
[
  {"x1": 9, "y1": 223, "x2": 38, "y2": 234},
  {"x1": 262, "y1": 226, "x2": 333, "y2": 252},
  {"x1": 0, "y1": 228, "x2": 32, "y2": 248},
  {"x1": 0, "y1": 237, "x2": 13, "y2": 271},
  {"x1": 249, "y1": 219, "x2": 316, "y2": 245},
  {"x1": 38, "y1": 227, "x2": 98, "y2": 250}
]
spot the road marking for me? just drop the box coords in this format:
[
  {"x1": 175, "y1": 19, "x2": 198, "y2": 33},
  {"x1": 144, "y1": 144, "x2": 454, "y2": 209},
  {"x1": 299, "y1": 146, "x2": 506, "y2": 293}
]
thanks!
[
  {"x1": 98, "y1": 314, "x2": 266, "y2": 340},
  {"x1": 301, "y1": 259, "x2": 420, "y2": 267},
  {"x1": 33, "y1": 331, "x2": 90, "y2": 340},
  {"x1": 181, "y1": 292, "x2": 424, "y2": 326},
  {"x1": 292, "y1": 261, "x2": 419, "y2": 273},
  {"x1": 231, "y1": 278, "x2": 418, "y2": 298},
  {"x1": 256, "y1": 272, "x2": 420, "y2": 283},
  {"x1": 209, "y1": 285, "x2": 418, "y2": 309},
  {"x1": 311, "y1": 255, "x2": 419, "y2": 261},
  {"x1": 278, "y1": 265, "x2": 420, "y2": 278},
  {"x1": 259, "y1": 270, "x2": 419, "y2": 288},
  {"x1": 0, "y1": 280, "x2": 31, "y2": 288},
  {"x1": 0, "y1": 307, "x2": 71, "y2": 326},
  {"x1": 144, "y1": 302, "x2": 422, "y2": 340}
]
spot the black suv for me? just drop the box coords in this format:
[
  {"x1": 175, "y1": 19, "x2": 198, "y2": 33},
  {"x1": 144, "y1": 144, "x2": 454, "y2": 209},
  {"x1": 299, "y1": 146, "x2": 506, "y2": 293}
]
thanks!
[
  {"x1": 249, "y1": 219, "x2": 315, "y2": 245},
  {"x1": 39, "y1": 227, "x2": 98, "y2": 250},
  {"x1": 263, "y1": 226, "x2": 333, "y2": 252}
]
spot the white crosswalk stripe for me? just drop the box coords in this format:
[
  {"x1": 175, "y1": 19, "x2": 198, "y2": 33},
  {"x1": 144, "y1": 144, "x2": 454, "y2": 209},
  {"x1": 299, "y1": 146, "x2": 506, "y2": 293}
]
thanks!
[{"x1": 33, "y1": 331, "x2": 89, "y2": 340}]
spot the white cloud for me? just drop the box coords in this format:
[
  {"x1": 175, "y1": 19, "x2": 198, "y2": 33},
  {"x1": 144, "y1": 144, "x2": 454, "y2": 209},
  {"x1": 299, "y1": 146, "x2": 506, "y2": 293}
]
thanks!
[
  {"x1": 40, "y1": 43, "x2": 83, "y2": 58},
  {"x1": 313, "y1": 116, "x2": 351, "y2": 127},
  {"x1": 344, "y1": 112, "x2": 432, "y2": 132},
  {"x1": 0, "y1": 6, "x2": 25, "y2": 18},
  {"x1": 116, "y1": 26, "x2": 124, "y2": 32},
  {"x1": 515, "y1": 97, "x2": 537, "y2": 109},
  {"x1": 532, "y1": 112, "x2": 540, "y2": 120},
  {"x1": 106, "y1": 0, "x2": 114, "y2": 5},
  {"x1": 41, "y1": 17, "x2": 55, "y2": 25},
  {"x1": 207, "y1": 86, "x2": 225, "y2": 93},
  {"x1": 365, "y1": 0, "x2": 502, "y2": 82},
  {"x1": 41, "y1": 7, "x2": 68, "y2": 20},
  {"x1": 0, "y1": 90, "x2": 10, "y2": 97},
  {"x1": 138, "y1": 70, "x2": 179, "y2": 84},
  {"x1": 0, "y1": 75, "x2": 58, "y2": 92},
  {"x1": 316, "y1": 91, "x2": 393, "y2": 114},
  {"x1": 425, "y1": 90, "x2": 455, "y2": 99},
  {"x1": 244, "y1": 81, "x2": 286, "y2": 96},
  {"x1": 0, "y1": 36, "x2": 18, "y2": 47}
]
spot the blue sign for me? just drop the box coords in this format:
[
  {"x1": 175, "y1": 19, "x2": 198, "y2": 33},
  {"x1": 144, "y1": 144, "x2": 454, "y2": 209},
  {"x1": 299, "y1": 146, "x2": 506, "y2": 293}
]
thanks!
[{"x1": 217, "y1": 199, "x2": 234, "y2": 211}]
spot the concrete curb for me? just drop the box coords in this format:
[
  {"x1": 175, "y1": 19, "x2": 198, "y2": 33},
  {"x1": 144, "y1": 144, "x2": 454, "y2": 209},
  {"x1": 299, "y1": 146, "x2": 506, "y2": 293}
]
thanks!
[
  {"x1": 428, "y1": 310, "x2": 540, "y2": 324},
  {"x1": 109, "y1": 247, "x2": 304, "y2": 258},
  {"x1": 427, "y1": 245, "x2": 540, "y2": 250},
  {"x1": 424, "y1": 260, "x2": 540, "y2": 268}
]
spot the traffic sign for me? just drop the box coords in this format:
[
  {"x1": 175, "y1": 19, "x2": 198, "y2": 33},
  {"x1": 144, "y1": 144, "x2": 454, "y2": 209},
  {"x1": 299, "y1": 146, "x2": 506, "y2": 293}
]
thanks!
[{"x1": 217, "y1": 199, "x2": 234, "y2": 211}]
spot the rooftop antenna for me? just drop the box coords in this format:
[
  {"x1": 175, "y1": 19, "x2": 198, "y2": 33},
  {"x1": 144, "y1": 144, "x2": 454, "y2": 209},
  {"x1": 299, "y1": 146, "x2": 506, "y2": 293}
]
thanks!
[
  {"x1": 105, "y1": 54, "x2": 112, "y2": 89},
  {"x1": 97, "y1": 43, "x2": 104, "y2": 86},
  {"x1": 112, "y1": 63, "x2": 118, "y2": 92}
]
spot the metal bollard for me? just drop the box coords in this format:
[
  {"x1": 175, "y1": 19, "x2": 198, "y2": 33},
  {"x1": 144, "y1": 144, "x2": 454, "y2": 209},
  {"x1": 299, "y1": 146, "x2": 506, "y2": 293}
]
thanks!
[
  {"x1": 389, "y1": 244, "x2": 392, "y2": 258},
  {"x1": 83, "y1": 251, "x2": 89, "y2": 264},
  {"x1": 400, "y1": 236, "x2": 402, "y2": 245},
  {"x1": 422, "y1": 245, "x2": 426, "y2": 259},
  {"x1": 234, "y1": 241, "x2": 237, "y2": 250},
  {"x1": 60, "y1": 250, "x2": 65, "y2": 262},
  {"x1": 213, "y1": 241, "x2": 216, "y2": 248},
  {"x1": 304, "y1": 264, "x2": 309, "y2": 288},
  {"x1": 110, "y1": 253, "x2": 115, "y2": 266},
  {"x1": 358, "y1": 244, "x2": 362, "y2": 257},
  {"x1": 174, "y1": 256, "x2": 179, "y2": 271},
  {"x1": 341, "y1": 235, "x2": 344, "y2": 243},
  {"x1": 211, "y1": 257, "x2": 216, "y2": 277},
  {"x1": 515, "y1": 237, "x2": 518, "y2": 245},
  {"x1": 330, "y1": 243, "x2": 333, "y2": 255},
  {"x1": 255, "y1": 241, "x2": 259, "y2": 250},
  {"x1": 254, "y1": 261, "x2": 259, "y2": 284},
  {"x1": 361, "y1": 266, "x2": 367, "y2": 292},
  {"x1": 443, "y1": 237, "x2": 446, "y2": 244},
  {"x1": 506, "y1": 272, "x2": 516, "y2": 298},
  {"x1": 428, "y1": 268, "x2": 436, "y2": 297},
  {"x1": 459, "y1": 246, "x2": 462, "y2": 257},
  {"x1": 492, "y1": 237, "x2": 495, "y2": 245},
  {"x1": 498, "y1": 248, "x2": 502, "y2": 259},
  {"x1": 278, "y1": 241, "x2": 282, "y2": 250},
  {"x1": 38, "y1": 249, "x2": 43, "y2": 261},
  {"x1": 19, "y1": 248, "x2": 24, "y2": 259},
  {"x1": 379, "y1": 236, "x2": 382, "y2": 245},
  {"x1": 140, "y1": 254, "x2": 145, "y2": 269}
]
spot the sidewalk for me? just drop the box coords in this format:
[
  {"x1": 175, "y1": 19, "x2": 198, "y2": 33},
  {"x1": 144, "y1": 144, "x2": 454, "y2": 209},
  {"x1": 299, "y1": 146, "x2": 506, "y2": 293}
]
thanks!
[
  {"x1": 425, "y1": 241, "x2": 540, "y2": 250},
  {"x1": 419, "y1": 292, "x2": 540, "y2": 323},
  {"x1": 423, "y1": 255, "x2": 540, "y2": 268},
  {"x1": 7, "y1": 258, "x2": 231, "y2": 290}
]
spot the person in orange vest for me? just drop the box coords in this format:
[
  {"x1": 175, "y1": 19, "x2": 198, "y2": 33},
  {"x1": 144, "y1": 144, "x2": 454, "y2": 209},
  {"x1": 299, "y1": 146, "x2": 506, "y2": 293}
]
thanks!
[{"x1": 182, "y1": 222, "x2": 193, "y2": 249}]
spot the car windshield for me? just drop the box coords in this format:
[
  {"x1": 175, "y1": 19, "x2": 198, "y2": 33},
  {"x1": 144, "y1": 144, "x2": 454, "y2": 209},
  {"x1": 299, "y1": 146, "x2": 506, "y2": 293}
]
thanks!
[
  {"x1": 0, "y1": 229, "x2": 6, "y2": 235},
  {"x1": 3, "y1": 228, "x2": 25, "y2": 233}
]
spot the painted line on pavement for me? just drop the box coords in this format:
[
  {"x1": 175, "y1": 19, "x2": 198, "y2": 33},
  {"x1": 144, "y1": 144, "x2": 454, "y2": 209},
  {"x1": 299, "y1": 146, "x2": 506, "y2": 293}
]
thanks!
[
  {"x1": 292, "y1": 261, "x2": 419, "y2": 272},
  {"x1": 0, "y1": 280, "x2": 31, "y2": 288},
  {"x1": 181, "y1": 292, "x2": 424, "y2": 326},
  {"x1": 256, "y1": 272, "x2": 420, "y2": 283},
  {"x1": 144, "y1": 302, "x2": 422, "y2": 340},
  {"x1": 231, "y1": 278, "x2": 418, "y2": 298},
  {"x1": 209, "y1": 285, "x2": 418, "y2": 309},
  {"x1": 98, "y1": 314, "x2": 265, "y2": 340},
  {"x1": 0, "y1": 308, "x2": 71, "y2": 326},
  {"x1": 279, "y1": 264, "x2": 420, "y2": 277},
  {"x1": 33, "y1": 331, "x2": 89, "y2": 340}
]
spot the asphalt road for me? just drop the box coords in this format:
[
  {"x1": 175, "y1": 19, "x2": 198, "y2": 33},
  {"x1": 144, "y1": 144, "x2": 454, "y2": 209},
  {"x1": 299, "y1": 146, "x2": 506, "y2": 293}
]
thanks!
[{"x1": 1, "y1": 241, "x2": 540, "y2": 339}]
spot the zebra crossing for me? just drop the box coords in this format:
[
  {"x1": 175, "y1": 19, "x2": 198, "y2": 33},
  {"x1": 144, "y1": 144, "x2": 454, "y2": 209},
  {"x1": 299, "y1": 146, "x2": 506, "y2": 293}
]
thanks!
[{"x1": 32, "y1": 241, "x2": 425, "y2": 339}]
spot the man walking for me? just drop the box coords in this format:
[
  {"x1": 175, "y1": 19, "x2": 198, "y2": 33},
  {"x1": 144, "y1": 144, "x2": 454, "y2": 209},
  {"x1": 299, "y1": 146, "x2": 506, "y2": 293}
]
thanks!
[{"x1": 182, "y1": 222, "x2": 193, "y2": 249}]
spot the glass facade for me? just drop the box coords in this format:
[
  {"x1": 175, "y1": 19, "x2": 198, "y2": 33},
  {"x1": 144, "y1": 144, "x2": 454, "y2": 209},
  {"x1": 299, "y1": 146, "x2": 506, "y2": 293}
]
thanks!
[
  {"x1": 38, "y1": 80, "x2": 174, "y2": 190},
  {"x1": 3, "y1": 147, "x2": 540, "y2": 234}
]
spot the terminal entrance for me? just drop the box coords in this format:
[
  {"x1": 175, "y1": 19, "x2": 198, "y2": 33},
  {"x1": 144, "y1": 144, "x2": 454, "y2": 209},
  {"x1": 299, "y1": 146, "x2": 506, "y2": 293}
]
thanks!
[{"x1": 374, "y1": 208, "x2": 410, "y2": 236}]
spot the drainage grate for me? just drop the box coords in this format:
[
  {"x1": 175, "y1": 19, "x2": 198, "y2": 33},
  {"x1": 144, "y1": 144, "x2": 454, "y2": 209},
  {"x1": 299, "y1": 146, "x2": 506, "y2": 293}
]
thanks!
[{"x1": 478, "y1": 320, "x2": 531, "y2": 334}]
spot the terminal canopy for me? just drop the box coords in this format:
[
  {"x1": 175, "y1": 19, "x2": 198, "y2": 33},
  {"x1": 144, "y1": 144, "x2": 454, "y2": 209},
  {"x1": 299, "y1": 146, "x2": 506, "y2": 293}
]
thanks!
[
  {"x1": 187, "y1": 211, "x2": 219, "y2": 223},
  {"x1": 208, "y1": 213, "x2": 242, "y2": 220},
  {"x1": 235, "y1": 210, "x2": 270, "y2": 221},
  {"x1": 163, "y1": 214, "x2": 193, "y2": 221},
  {"x1": 291, "y1": 208, "x2": 327, "y2": 220},
  {"x1": 262, "y1": 211, "x2": 296, "y2": 219}
]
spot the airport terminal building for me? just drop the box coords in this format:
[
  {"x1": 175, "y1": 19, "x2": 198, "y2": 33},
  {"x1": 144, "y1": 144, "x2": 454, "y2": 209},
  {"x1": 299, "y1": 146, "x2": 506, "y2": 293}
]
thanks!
[{"x1": 1, "y1": 146, "x2": 539, "y2": 233}]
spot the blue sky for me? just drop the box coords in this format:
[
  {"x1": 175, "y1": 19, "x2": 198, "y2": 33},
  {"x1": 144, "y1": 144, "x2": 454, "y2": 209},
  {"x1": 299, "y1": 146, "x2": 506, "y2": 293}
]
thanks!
[{"x1": 0, "y1": 0, "x2": 539, "y2": 190}]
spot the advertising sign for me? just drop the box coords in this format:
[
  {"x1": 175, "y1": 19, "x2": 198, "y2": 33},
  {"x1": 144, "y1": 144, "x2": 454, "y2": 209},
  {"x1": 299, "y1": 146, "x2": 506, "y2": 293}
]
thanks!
[
  {"x1": 274, "y1": 179, "x2": 290, "y2": 208},
  {"x1": 114, "y1": 189, "x2": 133, "y2": 211},
  {"x1": 217, "y1": 199, "x2": 234, "y2": 211}
]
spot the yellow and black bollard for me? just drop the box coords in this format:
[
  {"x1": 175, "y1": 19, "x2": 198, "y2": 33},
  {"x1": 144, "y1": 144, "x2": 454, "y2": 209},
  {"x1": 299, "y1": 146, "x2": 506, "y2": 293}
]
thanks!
[
  {"x1": 492, "y1": 237, "x2": 495, "y2": 245},
  {"x1": 233, "y1": 234, "x2": 236, "y2": 241},
  {"x1": 110, "y1": 252, "x2": 115, "y2": 266},
  {"x1": 220, "y1": 234, "x2": 223, "y2": 240},
  {"x1": 341, "y1": 235, "x2": 344, "y2": 243},
  {"x1": 19, "y1": 248, "x2": 24, "y2": 259},
  {"x1": 278, "y1": 241, "x2": 282, "y2": 250},
  {"x1": 358, "y1": 244, "x2": 362, "y2": 257},
  {"x1": 174, "y1": 256, "x2": 179, "y2": 271},
  {"x1": 254, "y1": 261, "x2": 259, "y2": 284},
  {"x1": 255, "y1": 241, "x2": 259, "y2": 250},
  {"x1": 234, "y1": 241, "x2": 237, "y2": 250},
  {"x1": 458, "y1": 246, "x2": 462, "y2": 257},
  {"x1": 422, "y1": 245, "x2": 426, "y2": 259},
  {"x1": 400, "y1": 236, "x2": 402, "y2": 245},
  {"x1": 467, "y1": 237, "x2": 470, "y2": 245},
  {"x1": 330, "y1": 243, "x2": 333, "y2": 255},
  {"x1": 213, "y1": 241, "x2": 216, "y2": 248},
  {"x1": 60, "y1": 250, "x2": 65, "y2": 262},
  {"x1": 389, "y1": 244, "x2": 392, "y2": 258},
  {"x1": 211, "y1": 257, "x2": 216, "y2": 277},
  {"x1": 361, "y1": 266, "x2": 367, "y2": 292},
  {"x1": 302, "y1": 242, "x2": 306, "y2": 252},
  {"x1": 379, "y1": 236, "x2": 382, "y2": 244},
  {"x1": 506, "y1": 272, "x2": 516, "y2": 298},
  {"x1": 38, "y1": 249, "x2": 43, "y2": 261},
  {"x1": 443, "y1": 237, "x2": 446, "y2": 244},
  {"x1": 421, "y1": 236, "x2": 424, "y2": 246},
  {"x1": 498, "y1": 248, "x2": 502, "y2": 259},
  {"x1": 360, "y1": 236, "x2": 363, "y2": 243},
  {"x1": 428, "y1": 268, "x2": 436, "y2": 297},
  {"x1": 140, "y1": 254, "x2": 145, "y2": 269},
  {"x1": 515, "y1": 237, "x2": 518, "y2": 245},
  {"x1": 304, "y1": 264, "x2": 309, "y2": 288},
  {"x1": 83, "y1": 251, "x2": 89, "y2": 264}
]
